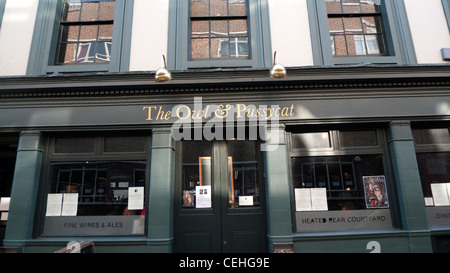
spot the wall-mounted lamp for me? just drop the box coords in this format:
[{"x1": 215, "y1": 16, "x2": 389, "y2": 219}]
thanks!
[
  {"x1": 154, "y1": 55, "x2": 172, "y2": 82},
  {"x1": 269, "y1": 51, "x2": 286, "y2": 79}
]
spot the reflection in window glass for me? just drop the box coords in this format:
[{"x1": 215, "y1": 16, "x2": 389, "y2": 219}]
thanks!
[
  {"x1": 326, "y1": 0, "x2": 386, "y2": 56},
  {"x1": 291, "y1": 132, "x2": 331, "y2": 149},
  {"x1": 339, "y1": 130, "x2": 377, "y2": 147},
  {"x1": 57, "y1": 0, "x2": 116, "y2": 64},
  {"x1": 228, "y1": 141, "x2": 260, "y2": 208},
  {"x1": 190, "y1": 0, "x2": 249, "y2": 60},
  {"x1": 413, "y1": 128, "x2": 450, "y2": 145}
]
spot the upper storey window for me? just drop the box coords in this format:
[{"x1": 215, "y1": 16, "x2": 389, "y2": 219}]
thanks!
[
  {"x1": 307, "y1": 0, "x2": 417, "y2": 65},
  {"x1": 168, "y1": 0, "x2": 272, "y2": 70},
  {"x1": 27, "y1": 0, "x2": 133, "y2": 75},
  {"x1": 57, "y1": 0, "x2": 115, "y2": 65},
  {"x1": 190, "y1": 0, "x2": 249, "y2": 60},
  {"x1": 326, "y1": 0, "x2": 386, "y2": 56}
]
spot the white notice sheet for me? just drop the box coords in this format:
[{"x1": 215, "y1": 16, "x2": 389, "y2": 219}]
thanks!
[
  {"x1": 0, "y1": 197, "x2": 10, "y2": 211},
  {"x1": 431, "y1": 183, "x2": 450, "y2": 206},
  {"x1": 311, "y1": 188, "x2": 328, "y2": 211},
  {"x1": 46, "y1": 194, "x2": 63, "y2": 216},
  {"x1": 295, "y1": 189, "x2": 312, "y2": 211},
  {"x1": 128, "y1": 187, "x2": 144, "y2": 210},
  {"x1": 196, "y1": 186, "x2": 211, "y2": 208},
  {"x1": 61, "y1": 193, "x2": 78, "y2": 216}
]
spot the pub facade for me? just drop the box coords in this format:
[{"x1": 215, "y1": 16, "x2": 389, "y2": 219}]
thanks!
[{"x1": 0, "y1": 0, "x2": 450, "y2": 253}]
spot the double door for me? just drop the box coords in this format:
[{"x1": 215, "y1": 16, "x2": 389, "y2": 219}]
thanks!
[{"x1": 174, "y1": 140, "x2": 267, "y2": 253}]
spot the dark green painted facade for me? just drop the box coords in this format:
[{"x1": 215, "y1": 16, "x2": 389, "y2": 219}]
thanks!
[{"x1": 1, "y1": 65, "x2": 450, "y2": 253}]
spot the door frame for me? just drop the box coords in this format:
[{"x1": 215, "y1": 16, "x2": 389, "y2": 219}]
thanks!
[{"x1": 173, "y1": 140, "x2": 268, "y2": 253}]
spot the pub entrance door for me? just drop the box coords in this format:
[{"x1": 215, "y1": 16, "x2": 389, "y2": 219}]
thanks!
[{"x1": 174, "y1": 140, "x2": 268, "y2": 253}]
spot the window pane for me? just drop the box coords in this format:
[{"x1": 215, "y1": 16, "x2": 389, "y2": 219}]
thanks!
[
  {"x1": 361, "y1": 0, "x2": 379, "y2": 13},
  {"x1": 212, "y1": 38, "x2": 229, "y2": 58},
  {"x1": 413, "y1": 128, "x2": 450, "y2": 145},
  {"x1": 80, "y1": 1, "x2": 99, "y2": 21},
  {"x1": 189, "y1": 0, "x2": 249, "y2": 61},
  {"x1": 342, "y1": 0, "x2": 361, "y2": 13},
  {"x1": 292, "y1": 155, "x2": 387, "y2": 211},
  {"x1": 192, "y1": 21, "x2": 210, "y2": 37},
  {"x1": 329, "y1": 17, "x2": 344, "y2": 34},
  {"x1": 333, "y1": 35, "x2": 347, "y2": 55},
  {"x1": 326, "y1": 0, "x2": 342, "y2": 13},
  {"x1": 236, "y1": 37, "x2": 249, "y2": 57},
  {"x1": 291, "y1": 132, "x2": 331, "y2": 149},
  {"x1": 77, "y1": 43, "x2": 95, "y2": 62},
  {"x1": 61, "y1": 25, "x2": 80, "y2": 42},
  {"x1": 347, "y1": 34, "x2": 365, "y2": 55},
  {"x1": 104, "y1": 136, "x2": 146, "y2": 153},
  {"x1": 343, "y1": 17, "x2": 363, "y2": 34},
  {"x1": 366, "y1": 34, "x2": 384, "y2": 54},
  {"x1": 211, "y1": 20, "x2": 228, "y2": 37},
  {"x1": 362, "y1": 16, "x2": 381, "y2": 33},
  {"x1": 417, "y1": 153, "x2": 450, "y2": 198},
  {"x1": 64, "y1": 1, "x2": 81, "y2": 21},
  {"x1": 181, "y1": 141, "x2": 213, "y2": 208},
  {"x1": 228, "y1": 0, "x2": 246, "y2": 16},
  {"x1": 99, "y1": 0, "x2": 115, "y2": 20},
  {"x1": 327, "y1": 0, "x2": 385, "y2": 57},
  {"x1": 191, "y1": 0, "x2": 209, "y2": 16},
  {"x1": 79, "y1": 25, "x2": 98, "y2": 41},
  {"x1": 57, "y1": 0, "x2": 115, "y2": 65},
  {"x1": 210, "y1": 0, "x2": 227, "y2": 16},
  {"x1": 98, "y1": 24, "x2": 113, "y2": 40},
  {"x1": 55, "y1": 137, "x2": 95, "y2": 153},
  {"x1": 228, "y1": 141, "x2": 260, "y2": 208},
  {"x1": 43, "y1": 161, "x2": 146, "y2": 236},
  {"x1": 191, "y1": 38, "x2": 210, "y2": 59},
  {"x1": 229, "y1": 19, "x2": 247, "y2": 36},
  {"x1": 95, "y1": 42, "x2": 111, "y2": 62},
  {"x1": 339, "y1": 130, "x2": 378, "y2": 147}
]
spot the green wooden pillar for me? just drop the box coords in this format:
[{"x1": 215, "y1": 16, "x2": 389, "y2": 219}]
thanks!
[
  {"x1": 263, "y1": 124, "x2": 293, "y2": 252},
  {"x1": 4, "y1": 131, "x2": 43, "y2": 249},
  {"x1": 147, "y1": 128, "x2": 175, "y2": 252},
  {"x1": 388, "y1": 121, "x2": 432, "y2": 253}
]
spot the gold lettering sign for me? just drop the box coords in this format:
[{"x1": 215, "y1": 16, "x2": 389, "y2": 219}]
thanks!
[{"x1": 143, "y1": 104, "x2": 295, "y2": 121}]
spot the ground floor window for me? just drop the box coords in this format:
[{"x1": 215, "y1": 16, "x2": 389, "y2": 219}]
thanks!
[
  {"x1": 413, "y1": 126, "x2": 450, "y2": 227},
  {"x1": 292, "y1": 155, "x2": 387, "y2": 211},
  {"x1": 288, "y1": 127, "x2": 394, "y2": 232},
  {"x1": 41, "y1": 133, "x2": 149, "y2": 236}
]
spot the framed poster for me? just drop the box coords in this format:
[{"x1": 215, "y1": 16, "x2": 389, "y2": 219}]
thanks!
[
  {"x1": 183, "y1": 190, "x2": 195, "y2": 207},
  {"x1": 363, "y1": 176, "x2": 389, "y2": 208}
]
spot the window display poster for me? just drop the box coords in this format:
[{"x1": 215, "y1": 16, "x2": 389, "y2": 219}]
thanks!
[
  {"x1": 363, "y1": 176, "x2": 389, "y2": 208},
  {"x1": 128, "y1": 187, "x2": 144, "y2": 210},
  {"x1": 430, "y1": 183, "x2": 450, "y2": 206},
  {"x1": 183, "y1": 190, "x2": 195, "y2": 207},
  {"x1": 46, "y1": 194, "x2": 63, "y2": 216},
  {"x1": 61, "y1": 193, "x2": 78, "y2": 216},
  {"x1": 196, "y1": 186, "x2": 211, "y2": 208}
]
